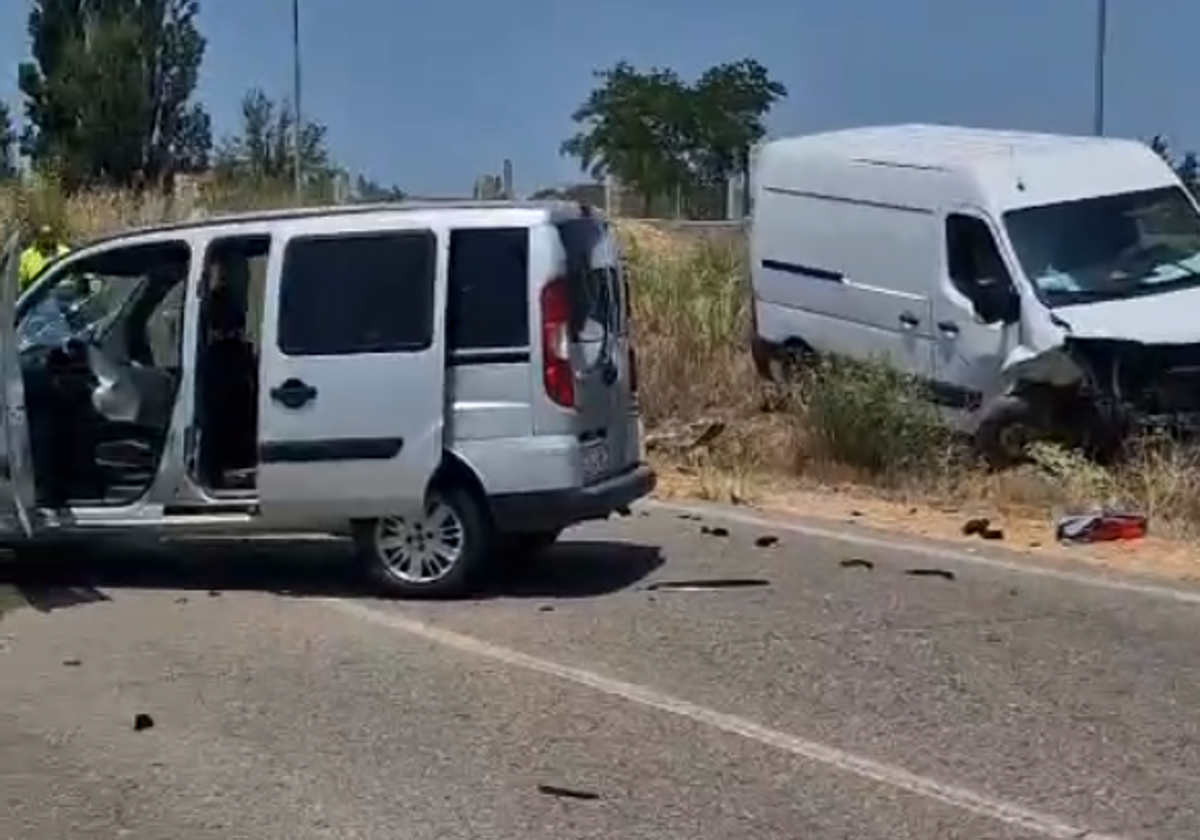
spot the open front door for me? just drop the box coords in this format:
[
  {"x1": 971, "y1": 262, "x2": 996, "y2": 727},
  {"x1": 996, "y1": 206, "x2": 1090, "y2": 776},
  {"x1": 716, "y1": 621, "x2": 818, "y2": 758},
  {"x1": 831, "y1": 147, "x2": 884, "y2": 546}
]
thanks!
[
  {"x1": 0, "y1": 231, "x2": 36, "y2": 536},
  {"x1": 256, "y1": 221, "x2": 447, "y2": 523}
]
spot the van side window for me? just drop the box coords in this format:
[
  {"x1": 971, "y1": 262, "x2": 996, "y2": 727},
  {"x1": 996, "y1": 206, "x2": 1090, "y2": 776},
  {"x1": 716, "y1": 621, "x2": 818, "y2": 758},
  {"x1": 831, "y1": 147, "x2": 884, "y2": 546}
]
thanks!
[
  {"x1": 447, "y1": 228, "x2": 529, "y2": 350},
  {"x1": 278, "y1": 231, "x2": 435, "y2": 356},
  {"x1": 945, "y1": 214, "x2": 1013, "y2": 298}
]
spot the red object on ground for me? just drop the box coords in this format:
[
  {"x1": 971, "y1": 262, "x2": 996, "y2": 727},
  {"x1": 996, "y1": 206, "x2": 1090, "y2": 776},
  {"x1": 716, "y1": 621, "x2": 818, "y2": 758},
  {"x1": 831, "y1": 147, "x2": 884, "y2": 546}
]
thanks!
[{"x1": 1055, "y1": 511, "x2": 1148, "y2": 543}]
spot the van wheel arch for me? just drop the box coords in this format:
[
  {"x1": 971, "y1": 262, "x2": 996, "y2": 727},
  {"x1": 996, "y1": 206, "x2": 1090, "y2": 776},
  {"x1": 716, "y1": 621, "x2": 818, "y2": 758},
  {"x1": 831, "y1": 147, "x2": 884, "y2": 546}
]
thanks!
[
  {"x1": 351, "y1": 452, "x2": 495, "y2": 599},
  {"x1": 769, "y1": 338, "x2": 817, "y2": 382}
]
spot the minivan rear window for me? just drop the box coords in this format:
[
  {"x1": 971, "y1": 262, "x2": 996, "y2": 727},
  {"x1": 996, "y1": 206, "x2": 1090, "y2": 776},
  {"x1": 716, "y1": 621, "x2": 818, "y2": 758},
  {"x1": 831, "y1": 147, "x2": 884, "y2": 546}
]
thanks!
[
  {"x1": 555, "y1": 218, "x2": 623, "y2": 339},
  {"x1": 447, "y1": 227, "x2": 529, "y2": 350}
]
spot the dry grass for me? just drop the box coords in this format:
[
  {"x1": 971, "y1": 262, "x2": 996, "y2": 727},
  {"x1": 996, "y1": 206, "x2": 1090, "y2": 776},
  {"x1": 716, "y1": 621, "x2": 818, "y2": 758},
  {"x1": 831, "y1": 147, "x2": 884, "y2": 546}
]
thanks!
[{"x1": 5, "y1": 180, "x2": 1200, "y2": 542}]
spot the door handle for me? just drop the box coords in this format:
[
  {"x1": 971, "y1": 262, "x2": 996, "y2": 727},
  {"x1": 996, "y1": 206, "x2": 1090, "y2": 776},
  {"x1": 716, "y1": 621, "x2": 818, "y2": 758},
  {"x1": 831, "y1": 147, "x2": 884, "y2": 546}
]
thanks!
[
  {"x1": 270, "y1": 378, "x2": 317, "y2": 409},
  {"x1": 898, "y1": 312, "x2": 920, "y2": 329},
  {"x1": 936, "y1": 320, "x2": 960, "y2": 337}
]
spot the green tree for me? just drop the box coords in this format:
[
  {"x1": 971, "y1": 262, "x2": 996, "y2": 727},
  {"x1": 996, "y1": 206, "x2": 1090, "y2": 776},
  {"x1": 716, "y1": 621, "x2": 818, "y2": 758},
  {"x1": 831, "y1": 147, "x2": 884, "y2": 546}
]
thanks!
[
  {"x1": 0, "y1": 102, "x2": 16, "y2": 179},
  {"x1": 214, "y1": 87, "x2": 332, "y2": 188},
  {"x1": 18, "y1": 0, "x2": 211, "y2": 189},
  {"x1": 561, "y1": 62, "x2": 693, "y2": 215},
  {"x1": 561, "y1": 59, "x2": 785, "y2": 217}
]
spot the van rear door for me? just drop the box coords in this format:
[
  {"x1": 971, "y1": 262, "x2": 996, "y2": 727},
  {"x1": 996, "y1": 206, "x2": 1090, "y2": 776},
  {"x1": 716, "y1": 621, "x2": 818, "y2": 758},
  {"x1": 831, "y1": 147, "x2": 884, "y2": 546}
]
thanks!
[{"x1": 555, "y1": 216, "x2": 638, "y2": 484}]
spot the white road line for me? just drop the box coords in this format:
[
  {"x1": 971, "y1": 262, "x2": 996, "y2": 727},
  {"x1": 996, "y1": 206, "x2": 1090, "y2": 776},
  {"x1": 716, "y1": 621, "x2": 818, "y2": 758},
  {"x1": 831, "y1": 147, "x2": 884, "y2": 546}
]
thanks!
[
  {"x1": 646, "y1": 499, "x2": 1200, "y2": 606},
  {"x1": 325, "y1": 599, "x2": 1126, "y2": 840}
]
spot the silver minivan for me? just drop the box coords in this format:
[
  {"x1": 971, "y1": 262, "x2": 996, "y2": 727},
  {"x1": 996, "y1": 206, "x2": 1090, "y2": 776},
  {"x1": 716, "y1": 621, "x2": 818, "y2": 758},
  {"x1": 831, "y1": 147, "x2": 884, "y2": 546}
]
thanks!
[{"x1": 0, "y1": 200, "x2": 655, "y2": 597}]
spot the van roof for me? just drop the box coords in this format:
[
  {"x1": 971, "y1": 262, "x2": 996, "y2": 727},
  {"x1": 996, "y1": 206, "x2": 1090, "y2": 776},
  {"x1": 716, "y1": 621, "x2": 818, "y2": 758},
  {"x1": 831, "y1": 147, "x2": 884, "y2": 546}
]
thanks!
[
  {"x1": 79, "y1": 198, "x2": 598, "y2": 247},
  {"x1": 757, "y1": 124, "x2": 1172, "y2": 211},
  {"x1": 760, "y1": 124, "x2": 1144, "y2": 173}
]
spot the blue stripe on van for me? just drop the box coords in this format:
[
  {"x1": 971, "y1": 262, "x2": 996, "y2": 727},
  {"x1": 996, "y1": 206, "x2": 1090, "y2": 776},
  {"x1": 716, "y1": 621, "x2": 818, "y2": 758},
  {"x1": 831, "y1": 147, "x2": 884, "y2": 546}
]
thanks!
[{"x1": 760, "y1": 259, "x2": 844, "y2": 283}]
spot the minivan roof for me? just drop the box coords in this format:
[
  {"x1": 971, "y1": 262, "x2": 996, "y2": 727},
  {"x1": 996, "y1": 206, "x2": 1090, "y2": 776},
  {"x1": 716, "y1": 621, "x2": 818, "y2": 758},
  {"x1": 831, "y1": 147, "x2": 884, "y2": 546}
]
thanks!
[
  {"x1": 76, "y1": 199, "x2": 600, "y2": 248},
  {"x1": 760, "y1": 124, "x2": 1143, "y2": 173}
]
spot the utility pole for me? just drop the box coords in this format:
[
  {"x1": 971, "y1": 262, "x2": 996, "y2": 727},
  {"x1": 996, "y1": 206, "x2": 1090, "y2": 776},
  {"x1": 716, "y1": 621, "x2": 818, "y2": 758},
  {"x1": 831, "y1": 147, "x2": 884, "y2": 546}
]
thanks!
[
  {"x1": 1093, "y1": 0, "x2": 1108, "y2": 136},
  {"x1": 291, "y1": 0, "x2": 303, "y2": 199}
]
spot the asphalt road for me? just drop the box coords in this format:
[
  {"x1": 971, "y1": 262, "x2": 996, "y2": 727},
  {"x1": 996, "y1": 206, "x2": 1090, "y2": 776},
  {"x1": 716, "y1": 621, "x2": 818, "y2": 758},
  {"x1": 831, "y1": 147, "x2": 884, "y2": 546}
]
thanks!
[{"x1": 1, "y1": 503, "x2": 1199, "y2": 839}]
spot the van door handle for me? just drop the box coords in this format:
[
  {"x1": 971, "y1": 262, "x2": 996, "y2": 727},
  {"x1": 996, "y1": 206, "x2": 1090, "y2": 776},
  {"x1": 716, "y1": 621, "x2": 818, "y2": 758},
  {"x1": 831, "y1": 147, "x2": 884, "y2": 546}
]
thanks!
[
  {"x1": 898, "y1": 312, "x2": 920, "y2": 329},
  {"x1": 936, "y1": 320, "x2": 960, "y2": 337},
  {"x1": 270, "y1": 378, "x2": 317, "y2": 409}
]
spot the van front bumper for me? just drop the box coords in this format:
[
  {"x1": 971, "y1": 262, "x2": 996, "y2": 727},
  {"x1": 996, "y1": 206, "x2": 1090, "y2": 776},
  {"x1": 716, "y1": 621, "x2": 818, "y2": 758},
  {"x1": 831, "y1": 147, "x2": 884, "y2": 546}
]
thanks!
[{"x1": 489, "y1": 463, "x2": 656, "y2": 534}]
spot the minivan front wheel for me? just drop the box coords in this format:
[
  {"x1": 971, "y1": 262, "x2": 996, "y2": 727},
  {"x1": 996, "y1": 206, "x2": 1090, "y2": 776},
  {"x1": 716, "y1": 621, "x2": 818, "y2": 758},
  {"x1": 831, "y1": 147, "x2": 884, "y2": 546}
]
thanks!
[{"x1": 354, "y1": 485, "x2": 491, "y2": 599}]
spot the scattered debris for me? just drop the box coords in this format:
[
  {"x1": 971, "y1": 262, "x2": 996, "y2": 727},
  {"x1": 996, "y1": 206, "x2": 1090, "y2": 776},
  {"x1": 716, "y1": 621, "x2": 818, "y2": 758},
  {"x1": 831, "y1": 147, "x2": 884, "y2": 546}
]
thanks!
[
  {"x1": 62, "y1": 658, "x2": 81, "y2": 667},
  {"x1": 961, "y1": 517, "x2": 991, "y2": 537},
  {"x1": 961, "y1": 517, "x2": 1005, "y2": 541},
  {"x1": 849, "y1": 510, "x2": 864, "y2": 518},
  {"x1": 905, "y1": 568, "x2": 956, "y2": 581},
  {"x1": 700, "y1": 525, "x2": 729, "y2": 537},
  {"x1": 207, "y1": 590, "x2": 221, "y2": 598},
  {"x1": 615, "y1": 506, "x2": 632, "y2": 517},
  {"x1": 638, "y1": 510, "x2": 651, "y2": 517},
  {"x1": 536, "y1": 783, "x2": 600, "y2": 801},
  {"x1": 754, "y1": 535, "x2": 779, "y2": 548},
  {"x1": 677, "y1": 513, "x2": 702, "y2": 522},
  {"x1": 839, "y1": 558, "x2": 874, "y2": 570},
  {"x1": 174, "y1": 596, "x2": 188, "y2": 604},
  {"x1": 646, "y1": 578, "x2": 769, "y2": 592},
  {"x1": 538, "y1": 605, "x2": 555, "y2": 613},
  {"x1": 133, "y1": 713, "x2": 155, "y2": 732},
  {"x1": 645, "y1": 419, "x2": 726, "y2": 454},
  {"x1": 1055, "y1": 511, "x2": 1148, "y2": 544}
]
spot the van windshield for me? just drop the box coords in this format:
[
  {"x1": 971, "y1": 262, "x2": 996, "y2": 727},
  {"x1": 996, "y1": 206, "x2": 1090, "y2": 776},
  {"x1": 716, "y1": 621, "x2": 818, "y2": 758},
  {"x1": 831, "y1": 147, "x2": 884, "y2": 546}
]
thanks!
[{"x1": 1003, "y1": 186, "x2": 1200, "y2": 307}]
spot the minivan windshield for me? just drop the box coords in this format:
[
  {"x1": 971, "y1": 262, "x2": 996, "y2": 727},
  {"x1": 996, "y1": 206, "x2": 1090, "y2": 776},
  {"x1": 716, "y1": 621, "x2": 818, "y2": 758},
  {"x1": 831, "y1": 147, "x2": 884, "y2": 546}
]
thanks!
[{"x1": 1003, "y1": 186, "x2": 1200, "y2": 307}]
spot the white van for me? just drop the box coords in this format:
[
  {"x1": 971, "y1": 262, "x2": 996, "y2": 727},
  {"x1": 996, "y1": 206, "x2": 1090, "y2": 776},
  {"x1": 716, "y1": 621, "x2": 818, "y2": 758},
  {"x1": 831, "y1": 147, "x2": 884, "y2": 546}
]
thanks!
[
  {"x1": 749, "y1": 124, "x2": 1200, "y2": 463},
  {"x1": 0, "y1": 200, "x2": 654, "y2": 597}
]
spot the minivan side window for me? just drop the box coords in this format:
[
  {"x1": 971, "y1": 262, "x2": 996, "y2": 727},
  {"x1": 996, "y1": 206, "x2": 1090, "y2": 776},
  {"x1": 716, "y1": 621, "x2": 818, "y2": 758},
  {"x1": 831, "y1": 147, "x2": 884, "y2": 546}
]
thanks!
[
  {"x1": 945, "y1": 214, "x2": 1014, "y2": 299},
  {"x1": 277, "y1": 230, "x2": 435, "y2": 356},
  {"x1": 447, "y1": 227, "x2": 529, "y2": 350}
]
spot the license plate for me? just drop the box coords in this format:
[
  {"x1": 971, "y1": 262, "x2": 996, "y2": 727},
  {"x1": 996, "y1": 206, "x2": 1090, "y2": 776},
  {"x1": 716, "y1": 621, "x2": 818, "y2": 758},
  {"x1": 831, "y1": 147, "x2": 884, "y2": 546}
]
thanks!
[{"x1": 581, "y1": 441, "x2": 610, "y2": 482}]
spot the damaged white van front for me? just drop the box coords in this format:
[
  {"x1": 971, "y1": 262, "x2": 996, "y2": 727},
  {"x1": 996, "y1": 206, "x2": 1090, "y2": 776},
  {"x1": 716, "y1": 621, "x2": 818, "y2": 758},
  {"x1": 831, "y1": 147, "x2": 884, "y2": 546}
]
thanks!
[
  {"x1": 749, "y1": 125, "x2": 1200, "y2": 465},
  {"x1": 977, "y1": 156, "x2": 1200, "y2": 461}
]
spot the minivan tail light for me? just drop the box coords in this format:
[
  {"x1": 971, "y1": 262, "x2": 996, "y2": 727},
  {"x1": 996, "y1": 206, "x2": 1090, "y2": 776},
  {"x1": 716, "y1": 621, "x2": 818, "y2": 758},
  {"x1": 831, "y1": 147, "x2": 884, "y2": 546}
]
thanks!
[{"x1": 540, "y1": 277, "x2": 575, "y2": 408}]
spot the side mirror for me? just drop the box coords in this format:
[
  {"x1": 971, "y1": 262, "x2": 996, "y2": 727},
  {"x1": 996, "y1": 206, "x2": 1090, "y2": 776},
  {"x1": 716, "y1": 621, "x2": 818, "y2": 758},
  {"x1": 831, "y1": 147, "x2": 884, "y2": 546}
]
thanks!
[{"x1": 971, "y1": 279, "x2": 1020, "y2": 324}]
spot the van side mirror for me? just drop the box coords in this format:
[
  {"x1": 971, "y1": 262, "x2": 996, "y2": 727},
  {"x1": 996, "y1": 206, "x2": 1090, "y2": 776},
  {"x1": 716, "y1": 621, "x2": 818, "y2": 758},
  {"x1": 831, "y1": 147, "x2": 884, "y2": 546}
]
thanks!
[{"x1": 970, "y1": 279, "x2": 1020, "y2": 324}]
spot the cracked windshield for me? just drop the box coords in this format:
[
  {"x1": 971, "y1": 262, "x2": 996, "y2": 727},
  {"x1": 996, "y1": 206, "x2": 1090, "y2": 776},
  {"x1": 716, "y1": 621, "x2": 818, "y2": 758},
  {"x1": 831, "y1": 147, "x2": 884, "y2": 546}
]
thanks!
[{"x1": 4, "y1": 1, "x2": 1200, "y2": 838}]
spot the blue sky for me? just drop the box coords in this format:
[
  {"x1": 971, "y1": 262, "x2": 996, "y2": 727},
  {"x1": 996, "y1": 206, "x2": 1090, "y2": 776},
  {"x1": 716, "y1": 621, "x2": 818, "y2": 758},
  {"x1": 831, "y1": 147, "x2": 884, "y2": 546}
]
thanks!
[{"x1": 1, "y1": 1, "x2": 1198, "y2": 196}]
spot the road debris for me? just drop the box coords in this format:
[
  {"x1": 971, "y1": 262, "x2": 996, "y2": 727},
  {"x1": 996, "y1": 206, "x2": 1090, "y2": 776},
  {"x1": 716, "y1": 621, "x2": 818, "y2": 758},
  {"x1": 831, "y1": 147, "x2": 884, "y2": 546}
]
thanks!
[
  {"x1": 754, "y1": 535, "x2": 779, "y2": 548},
  {"x1": 174, "y1": 596, "x2": 188, "y2": 604},
  {"x1": 700, "y1": 525, "x2": 729, "y2": 537},
  {"x1": 1055, "y1": 510, "x2": 1148, "y2": 544},
  {"x1": 962, "y1": 517, "x2": 1005, "y2": 541},
  {"x1": 536, "y1": 783, "x2": 601, "y2": 801},
  {"x1": 133, "y1": 713, "x2": 155, "y2": 732},
  {"x1": 62, "y1": 658, "x2": 81, "y2": 667},
  {"x1": 905, "y1": 568, "x2": 956, "y2": 581},
  {"x1": 646, "y1": 578, "x2": 769, "y2": 592},
  {"x1": 839, "y1": 558, "x2": 874, "y2": 570}
]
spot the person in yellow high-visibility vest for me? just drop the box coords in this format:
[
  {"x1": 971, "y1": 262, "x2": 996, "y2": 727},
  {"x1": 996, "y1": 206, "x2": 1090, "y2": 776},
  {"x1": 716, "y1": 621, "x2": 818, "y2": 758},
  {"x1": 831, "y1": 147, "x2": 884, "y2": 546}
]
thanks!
[{"x1": 18, "y1": 224, "x2": 69, "y2": 293}]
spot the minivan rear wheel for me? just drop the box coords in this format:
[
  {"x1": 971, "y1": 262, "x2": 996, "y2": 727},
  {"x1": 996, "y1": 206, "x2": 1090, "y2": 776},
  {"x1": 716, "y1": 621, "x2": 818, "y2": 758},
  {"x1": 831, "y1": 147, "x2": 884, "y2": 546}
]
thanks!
[{"x1": 354, "y1": 484, "x2": 492, "y2": 599}]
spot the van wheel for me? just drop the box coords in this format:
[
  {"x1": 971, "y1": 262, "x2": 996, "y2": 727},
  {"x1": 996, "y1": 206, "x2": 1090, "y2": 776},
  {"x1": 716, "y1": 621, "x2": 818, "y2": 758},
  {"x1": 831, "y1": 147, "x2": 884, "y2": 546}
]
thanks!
[
  {"x1": 973, "y1": 393, "x2": 1048, "y2": 469},
  {"x1": 354, "y1": 485, "x2": 492, "y2": 599},
  {"x1": 496, "y1": 529, "x2": 562, "y2": 562},
  {"x1": 768, "y1": 342, "x2": 816, "y2": 383}
]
